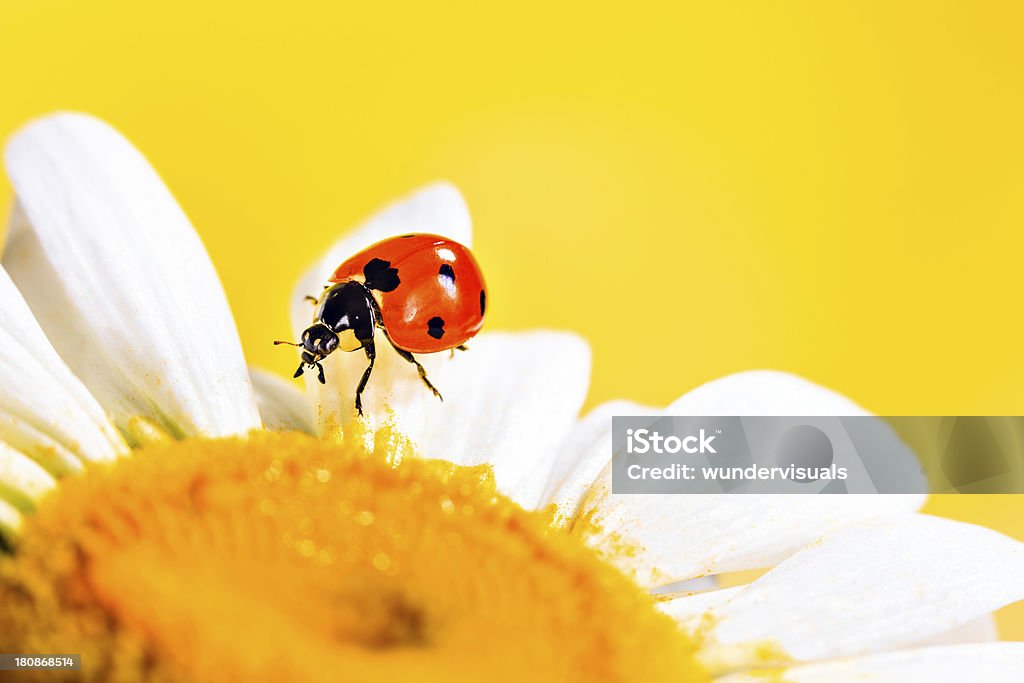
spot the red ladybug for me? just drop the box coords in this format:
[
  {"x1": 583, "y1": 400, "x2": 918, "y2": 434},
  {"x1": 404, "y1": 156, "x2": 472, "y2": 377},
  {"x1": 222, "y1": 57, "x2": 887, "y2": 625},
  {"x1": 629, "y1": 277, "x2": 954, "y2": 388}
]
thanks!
[{"x1": 277, "y1": 234, "x2": 487, "y2": 415}]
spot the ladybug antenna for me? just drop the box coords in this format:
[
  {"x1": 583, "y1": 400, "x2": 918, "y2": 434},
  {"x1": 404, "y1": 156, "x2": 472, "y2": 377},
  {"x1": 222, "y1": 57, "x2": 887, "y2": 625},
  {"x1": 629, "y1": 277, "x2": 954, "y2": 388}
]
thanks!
[{"x1": 274, "y1": 340, "x2": 301, "y2": 347}]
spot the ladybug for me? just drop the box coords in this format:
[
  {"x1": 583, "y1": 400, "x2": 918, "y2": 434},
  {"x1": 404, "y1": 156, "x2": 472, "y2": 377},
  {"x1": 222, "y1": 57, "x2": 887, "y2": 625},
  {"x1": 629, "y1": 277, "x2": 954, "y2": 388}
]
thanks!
[{"x1": 276, "y1": 234, "x2": 487, "y2": 415}]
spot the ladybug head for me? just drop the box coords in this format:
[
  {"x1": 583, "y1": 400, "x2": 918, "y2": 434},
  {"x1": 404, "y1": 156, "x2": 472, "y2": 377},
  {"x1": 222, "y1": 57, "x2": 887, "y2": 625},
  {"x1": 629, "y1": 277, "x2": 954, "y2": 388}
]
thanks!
[
  {"x1": 275, "y1": 281, "x2": 379, "y2": 387},
  {"x1": 300, "y1": 323, "x2": 339, "y2": 360},
  {"x1": 274, "y1": 323, "x2": 339, "y2": 385}
]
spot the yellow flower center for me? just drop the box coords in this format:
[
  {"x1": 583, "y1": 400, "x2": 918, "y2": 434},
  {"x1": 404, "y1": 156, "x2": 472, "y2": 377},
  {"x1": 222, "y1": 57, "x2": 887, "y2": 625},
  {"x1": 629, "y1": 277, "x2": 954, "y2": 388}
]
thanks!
[{"x1": 0, "y1": 430, "x2": 706, "y2": 682}]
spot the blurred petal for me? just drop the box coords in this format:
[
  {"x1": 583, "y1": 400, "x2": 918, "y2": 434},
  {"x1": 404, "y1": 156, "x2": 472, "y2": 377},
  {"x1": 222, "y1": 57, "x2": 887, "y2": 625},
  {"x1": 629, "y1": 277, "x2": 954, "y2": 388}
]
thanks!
[
  {"x1": 0, "y1": 266, "x2": 126, "y2": 474},
  {"x1": 0, "y1": 440, "x2": 57, "y2": 513},
  {"x1": 249, "y1": 368, "x2": 315, "y2": 435},
  {"x1": 701, "y1": 515, "x2": 1024, "y2": 673},
  {"x1": 3, "y1": 113, "x2": 260, "y2": 439},
  {"x1": 541, "y1": 400, "x2": 654, "y2": 524},
  {"x1": 717, "y1": 643, "x2": 1024, "y2": 683},
  {"x1": 317, "y1": 331, "x2": 589, "y2": 507},
  {"x1": 574, "y1": 371, "x2": 923, "y2": 586},
  {"x1": 0, "y1": 498, "x2": 22, "y2": 548},
  {"x1": 290, "y1": 182, "x2": 471, "y2": 341}
]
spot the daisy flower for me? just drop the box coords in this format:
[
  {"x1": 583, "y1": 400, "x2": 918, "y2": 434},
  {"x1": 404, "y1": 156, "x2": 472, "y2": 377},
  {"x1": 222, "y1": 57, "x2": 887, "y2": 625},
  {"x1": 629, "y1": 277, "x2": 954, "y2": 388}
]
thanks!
[{"x1": 0, "y1": 113, "x2": 1022, "y2": 682}]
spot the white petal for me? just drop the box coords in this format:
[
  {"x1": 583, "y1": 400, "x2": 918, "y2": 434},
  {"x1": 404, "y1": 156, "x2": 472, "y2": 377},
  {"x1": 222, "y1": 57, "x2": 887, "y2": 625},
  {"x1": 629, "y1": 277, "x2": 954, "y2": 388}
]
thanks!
[
  {"x1": 577, "y1": 492, "x2": 924, "y2": 587},
  {"x1": 717, "y1": 643, "x2": 1024, "y2": 683},
  {"x1": 649, "y1": 575, "x2": 719, "y2": 596},
  {"x1": 319, "y1": 331, "x2": 589, "y2": 508},
  {"x1": 918, "y1": 614, "x2": 998, "y2": 646},
  {"x1": 659, "y1": 589, "x2": 995, "y2": 651},
  {"x1": 290, "y1": 182, "x2": 471, "y2": 341},
  {"x1": 0, "y1": 265, "x2": 126, "y2": 473},
  {"x1": 667, "y1": 370, "x2": 869, "y2": 416},
  {"x1": 0, "y1": 440, "x2": 57, "y2": 512},
  {"x1": 574, "y1": 371, "x2": 923, "y2": 586},
  {"x1": 701, "y1": 515, "x2": 1024, "y2": 672},
  {"x1": 657, "y1": 585, "x2": 743, "y2": 633},
  {"x1": 3, "y1": 113, "x2": 260, "y2": 439},
  {"x1": 0, "y1": 497, "x2": 22, "y2": 547},
  {"x1": 249, "y1": 368, "x2": 315, "y2": 434},
  {"x1": 541, "y1": 400, "x2": 654, "y2": 524}
]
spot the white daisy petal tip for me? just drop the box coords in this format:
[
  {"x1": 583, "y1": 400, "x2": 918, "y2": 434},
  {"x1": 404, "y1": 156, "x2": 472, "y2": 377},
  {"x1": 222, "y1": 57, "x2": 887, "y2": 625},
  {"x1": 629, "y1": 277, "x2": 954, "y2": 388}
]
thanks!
[
  {"x1": 0, "y1": 497, "x2": 24, "y2": 548},
  {"x1": 4, "y1": 112, "x2": 261, "y2": 440},
  {"x1": 917, "y1": 614, "x2": 999, "y2": 647},
  {"x1": 0, "y1": 441, "x2": 58, "y2": 514},
  {"x1": 668, "y1": 369, "x2": 870, "y2": 417},
  {"x1": 701, "y1": 514, "x2": 1024, "y2": 672}
]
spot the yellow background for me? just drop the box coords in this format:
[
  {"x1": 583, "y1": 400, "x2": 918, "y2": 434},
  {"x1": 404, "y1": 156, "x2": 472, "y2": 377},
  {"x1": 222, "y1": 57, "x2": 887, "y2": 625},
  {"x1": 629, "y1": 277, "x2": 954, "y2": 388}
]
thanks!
[{"x1": 1, "y1": 1, "x2": 1022, "y2": 635}]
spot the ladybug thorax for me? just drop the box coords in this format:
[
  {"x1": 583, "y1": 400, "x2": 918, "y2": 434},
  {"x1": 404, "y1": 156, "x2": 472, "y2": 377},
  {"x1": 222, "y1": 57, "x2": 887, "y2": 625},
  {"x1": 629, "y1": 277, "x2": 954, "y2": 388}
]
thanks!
[{"x1": 314, "y1": 282, "x2": 378, "y2": 353}]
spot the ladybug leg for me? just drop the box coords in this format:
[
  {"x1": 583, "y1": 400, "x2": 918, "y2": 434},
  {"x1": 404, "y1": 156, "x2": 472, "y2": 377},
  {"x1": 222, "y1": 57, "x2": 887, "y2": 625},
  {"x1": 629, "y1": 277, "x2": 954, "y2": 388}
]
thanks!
[
  {"x1": 449, "y1": 344, "x2": 469, "y2": 358},
  {"x1": 354, "y1": 341, "x2": 376, "y2": 416},
  {"x1": 394, "y1": 347, "x2": 443, "y2": 402},
  {"x1": 315, "y1": 362, "x2": 326, "y2": 385},
  {"x1": 293, "y1": 363, "x2": 305, "y2": 379},
  {"x1": 378, "y1": 327, "x2": 443, "y2": 402}
]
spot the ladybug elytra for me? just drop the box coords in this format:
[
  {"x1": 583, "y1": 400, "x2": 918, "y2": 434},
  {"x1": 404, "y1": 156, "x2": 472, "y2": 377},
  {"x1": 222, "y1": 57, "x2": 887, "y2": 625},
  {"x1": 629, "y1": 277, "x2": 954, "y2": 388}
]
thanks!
[{"x1": 276, "y1": 234, "x2": 487, "y2": 415}]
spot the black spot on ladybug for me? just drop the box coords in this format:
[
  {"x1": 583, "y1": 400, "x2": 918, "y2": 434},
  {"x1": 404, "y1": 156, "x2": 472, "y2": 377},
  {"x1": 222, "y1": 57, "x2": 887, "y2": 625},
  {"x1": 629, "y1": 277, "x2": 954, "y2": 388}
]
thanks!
[
  {"x1": 427, "y1": 316, "x2": 446, "y2": 339},
  {"x1": 438, "y1": 263, "x2": 455, "y2": 282},
  {"x1": 363, "y1": 258, "x2": 400, "y2": 292},
  {"x1": 479, "y1": 289, "x2": 487, "y2": 316}
]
